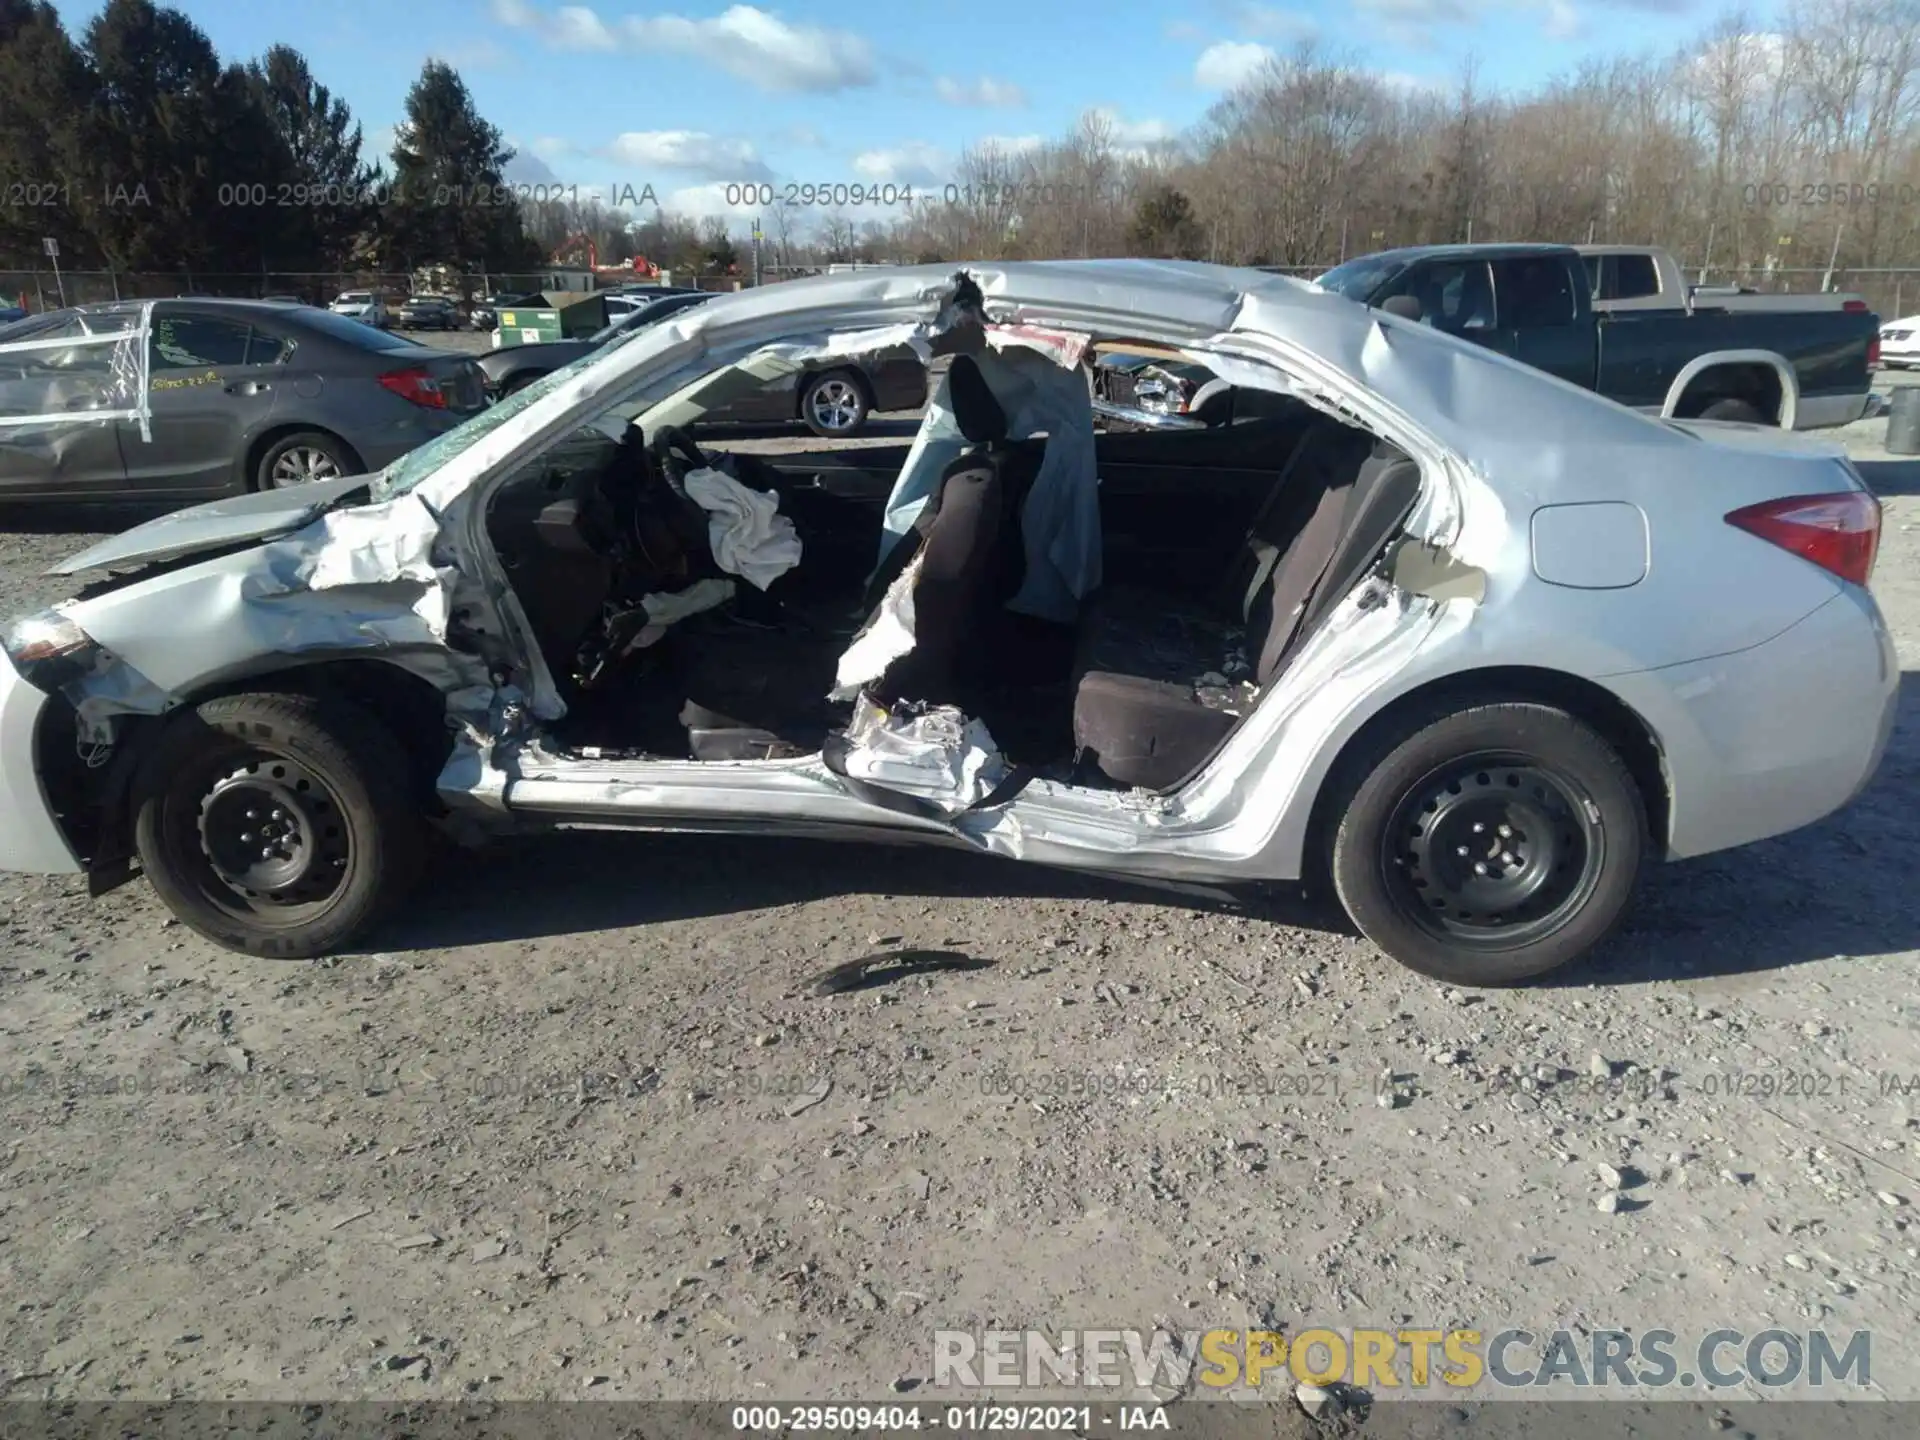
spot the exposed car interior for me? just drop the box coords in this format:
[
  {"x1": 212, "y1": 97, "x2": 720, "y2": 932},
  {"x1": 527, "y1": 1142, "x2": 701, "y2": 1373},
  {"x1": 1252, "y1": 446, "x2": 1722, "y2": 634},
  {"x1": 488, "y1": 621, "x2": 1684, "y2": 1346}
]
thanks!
[{"x1": 482, "y1": 332, "x2": 1424, "y2": 795}]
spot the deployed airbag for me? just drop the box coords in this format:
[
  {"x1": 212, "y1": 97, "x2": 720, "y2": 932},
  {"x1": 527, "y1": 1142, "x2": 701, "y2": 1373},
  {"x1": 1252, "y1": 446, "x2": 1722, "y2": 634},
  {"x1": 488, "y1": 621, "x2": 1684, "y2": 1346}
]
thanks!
[{"x1": 682, "y1": 465, "x2": 802, "y2": 591}]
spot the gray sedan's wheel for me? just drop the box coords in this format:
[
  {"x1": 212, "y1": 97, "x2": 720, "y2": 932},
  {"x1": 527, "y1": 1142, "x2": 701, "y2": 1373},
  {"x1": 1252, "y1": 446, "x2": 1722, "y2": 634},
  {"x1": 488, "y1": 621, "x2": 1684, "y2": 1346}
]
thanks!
[
  {"x1": 1330, "y1": 701, "x2": 1647, "y2": 986},
  {"x1": 132, "y1": 693, "x2": 426, "y2": 959},
  {"x1": 258, "y1": 430, "x2": 355, "y2": 490},
  {"x1": 801, "y1": 370, "x2": 870, "y2": 437}
]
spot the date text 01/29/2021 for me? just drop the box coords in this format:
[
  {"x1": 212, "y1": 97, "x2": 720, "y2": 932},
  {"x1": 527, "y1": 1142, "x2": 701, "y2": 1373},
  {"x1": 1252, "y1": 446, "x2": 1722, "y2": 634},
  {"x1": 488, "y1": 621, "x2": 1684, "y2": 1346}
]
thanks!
[{"x1": 730, "y1": 1406, "x2": 1170, "y2": 1432}]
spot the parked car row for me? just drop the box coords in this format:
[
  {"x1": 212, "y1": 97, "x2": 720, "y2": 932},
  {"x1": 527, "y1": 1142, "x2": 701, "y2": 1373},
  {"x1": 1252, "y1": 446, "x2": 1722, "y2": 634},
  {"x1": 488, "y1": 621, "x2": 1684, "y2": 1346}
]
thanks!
[{"x1": 473, "y1": 288, "x2": 923, "y2": 435}]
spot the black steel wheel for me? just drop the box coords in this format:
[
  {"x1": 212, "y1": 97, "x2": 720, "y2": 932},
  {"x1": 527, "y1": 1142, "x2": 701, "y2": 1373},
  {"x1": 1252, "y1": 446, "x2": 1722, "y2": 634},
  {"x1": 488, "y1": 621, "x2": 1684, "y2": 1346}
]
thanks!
[
  {"x1": 133, "y1": 692, "x2": 426, "y2": 958},
  {"x1": 1386, "y1": 758, "x2": 1606, "y2": 948},
  {"x1": 1331, "y1": 700, "x2": 1646, "y2": 984}
]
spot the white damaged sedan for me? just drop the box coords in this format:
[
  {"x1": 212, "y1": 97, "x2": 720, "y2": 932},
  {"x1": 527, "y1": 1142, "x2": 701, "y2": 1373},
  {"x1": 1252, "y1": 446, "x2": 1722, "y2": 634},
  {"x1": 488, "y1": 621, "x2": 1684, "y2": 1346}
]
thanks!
[{"x1": 0, "y1": 262, "x2": 1898, "y2": 984}]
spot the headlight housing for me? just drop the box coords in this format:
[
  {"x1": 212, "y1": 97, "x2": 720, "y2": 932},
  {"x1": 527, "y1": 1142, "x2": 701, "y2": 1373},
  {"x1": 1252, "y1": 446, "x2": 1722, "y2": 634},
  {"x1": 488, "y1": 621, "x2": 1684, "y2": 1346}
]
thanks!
[{"x1": 2, "y1": 609, "x2": 99, "y2": 688}]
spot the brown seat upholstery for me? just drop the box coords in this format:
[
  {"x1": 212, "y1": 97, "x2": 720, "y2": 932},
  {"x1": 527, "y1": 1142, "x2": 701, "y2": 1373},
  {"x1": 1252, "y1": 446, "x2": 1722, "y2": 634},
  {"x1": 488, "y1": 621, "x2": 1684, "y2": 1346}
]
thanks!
[{"x1": 1071, "y1": 430, "x2": 1416, "y2": 791}]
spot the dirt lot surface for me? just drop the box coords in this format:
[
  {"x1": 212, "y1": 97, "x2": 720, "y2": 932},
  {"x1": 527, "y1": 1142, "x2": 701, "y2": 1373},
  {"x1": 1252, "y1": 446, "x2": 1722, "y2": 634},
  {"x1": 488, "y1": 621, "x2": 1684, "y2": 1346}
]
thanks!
[{"x1": 1, "y1": 406, "x2": 1918, "y2": 1415}]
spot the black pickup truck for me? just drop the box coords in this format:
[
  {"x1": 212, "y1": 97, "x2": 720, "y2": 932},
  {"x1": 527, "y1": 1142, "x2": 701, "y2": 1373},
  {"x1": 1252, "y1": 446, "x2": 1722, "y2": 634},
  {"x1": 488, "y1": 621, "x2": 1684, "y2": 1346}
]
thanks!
[{"x1": 1316, "y1": 244, "x2": 1878, "y2": 429}]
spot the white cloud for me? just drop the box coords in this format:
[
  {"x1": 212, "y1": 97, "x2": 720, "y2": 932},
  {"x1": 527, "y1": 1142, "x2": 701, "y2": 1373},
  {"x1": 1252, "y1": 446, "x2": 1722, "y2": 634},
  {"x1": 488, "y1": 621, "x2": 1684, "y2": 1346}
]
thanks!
[
  {"x1": 1688, "y1": 28, "x2": 1789, "y2": 92},
  {"x1": 1228, "y1": 3, "x2": 1319, "y2": 40},
  {"x1": 531, "y1": 135, "x2": 576, "y2": 159},
  {"x1": 660, "y1": 183, "x2": 758, "y2": 223},
  {"x1": 489, "y1": 2, "x2": 874, "y2": 90},
  {"x1": 852, "y1": 143, "x2": 948, "y2": 186},
  {"x1": 784, "y1": 123, "x2": 827, "y2": 148},
  {"x1": 934, "y1": 75, "x2": 1028, "y2": 108},
  {"x1": 553, "y1": 4, "x2": 620, "y2": 49},
  {"x1": 624, "y1": 5, "x2": 875, "y2": 92},
  {"x1": 605, "y1": 130, "x2": 772, "y2": 182},
  {"x1": 1373, "y1": 70, "x2": 1447, "y2": 94},
  {"x1": 1087, "y1": 108, "x2": 1174, "y2": 147},
  {"x1": 430, "y1": 37, "x2": 508, "y2": 69},
  {"x1": 974, "y1": 133, "x2": 1046, "y2": 155},
  {"x1": 1543, "y1": 0, "x2": 1582, "y2": 39},
  {"x1": 502, "y1": 147, "x2": 562, "y2": 185},
  {"x1": 1195, "y1": 40, "x2": 1275, "y2": 90}
]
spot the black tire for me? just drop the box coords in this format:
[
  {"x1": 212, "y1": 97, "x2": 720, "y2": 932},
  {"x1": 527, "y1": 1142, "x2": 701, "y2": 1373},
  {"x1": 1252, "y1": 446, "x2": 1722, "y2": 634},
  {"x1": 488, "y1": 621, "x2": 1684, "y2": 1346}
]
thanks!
[
  {"x1": 499, "y1": 370, "x2": 548, "y2": 397},
  {"x1": 1329, "y1": 700, "x2": 1646, "y2": 985},
  {"x1": 132, "y1": 692, "x2": 427, "y2": 959},
  {"x1": 800, "y1": 369, "x2": 871, "y2": 437},
  {"x1": 256, "y1": 429, "x2": 358, "y2": 491},
  {"x1": 1698, "y1": 397, "x2": 1768, "y2": 425}
]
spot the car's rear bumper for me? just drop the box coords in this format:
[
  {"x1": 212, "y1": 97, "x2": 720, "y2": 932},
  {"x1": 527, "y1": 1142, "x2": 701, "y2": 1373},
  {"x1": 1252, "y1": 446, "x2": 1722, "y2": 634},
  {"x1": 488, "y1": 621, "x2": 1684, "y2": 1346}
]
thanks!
[
  {"x1": 1797, "y1": 391, "x2": 1873, "y2": 429},
  {"x1": 1607, "y1": 586, "x2": 1898, "y2": 861},
  {"x1": 348, "y1": 405, "x2": 474, "y2": 473},
  {"x1": 0, "y1": 648, "x2": 83, "y2": 874}
]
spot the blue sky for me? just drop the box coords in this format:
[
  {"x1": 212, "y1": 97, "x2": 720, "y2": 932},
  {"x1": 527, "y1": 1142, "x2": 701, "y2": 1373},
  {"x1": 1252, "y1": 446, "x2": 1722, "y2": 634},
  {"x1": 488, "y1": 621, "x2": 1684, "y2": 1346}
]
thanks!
[{"x1": 55, "y1": 0, "x2": 1760, "y2": 226}]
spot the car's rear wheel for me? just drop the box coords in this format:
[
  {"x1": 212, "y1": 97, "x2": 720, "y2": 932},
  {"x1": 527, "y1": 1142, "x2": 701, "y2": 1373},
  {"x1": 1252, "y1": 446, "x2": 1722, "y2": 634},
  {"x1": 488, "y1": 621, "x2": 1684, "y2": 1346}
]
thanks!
[
  {"x1": 1330, "y1": 701, "x2": 1646, "y2": 985},
  {"x1": 801, "y1": 370, "x2": 870, "y2": 437},
  {"x1": 257, "y1": 430, "x2": 356, "y2": 490},
  {"x1": 132, "y1": 693, "x2": 427, "y2": 959},
  {"x1": 1698, "y1": 397, "x2": 1769, "y2": 425}
]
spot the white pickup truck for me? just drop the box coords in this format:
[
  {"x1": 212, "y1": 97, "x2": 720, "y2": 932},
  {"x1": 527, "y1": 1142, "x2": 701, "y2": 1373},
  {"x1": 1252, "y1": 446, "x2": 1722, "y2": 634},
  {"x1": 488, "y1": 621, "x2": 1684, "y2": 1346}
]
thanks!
[{"x1": 1577, "y1": 244, "x2": 1873, "y2": 316}]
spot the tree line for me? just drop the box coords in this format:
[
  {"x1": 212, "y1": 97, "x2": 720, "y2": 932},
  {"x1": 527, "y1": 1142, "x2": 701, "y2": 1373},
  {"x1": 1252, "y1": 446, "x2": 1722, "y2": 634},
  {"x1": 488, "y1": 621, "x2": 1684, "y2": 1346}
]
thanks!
[
  {"x1": 10, "y1": 0, "x2": 1920, "y2": 293},
  {"x1": 0, "y1": 0, "x2": 542, "y2": 275},
  {"x1": 782, "y1": 0, "x2": 1920, "y2": 289}
]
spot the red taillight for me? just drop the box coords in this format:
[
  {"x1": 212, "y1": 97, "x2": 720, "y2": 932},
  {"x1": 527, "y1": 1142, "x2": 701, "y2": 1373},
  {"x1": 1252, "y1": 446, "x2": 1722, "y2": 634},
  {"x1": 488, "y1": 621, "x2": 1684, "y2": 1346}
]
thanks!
[
  {"x1": 1844, "y1": 299, "x2": 1869, "y2": 313},
  {"x1": 1869, "y1": 336, "x2": 1882, "y2": 367},
  {"x1": 378, "y1": 366, "x2": 447, "y2": 409},
  {"x1": 1725, "y1": 491, "x2": 1881, "y2": 586}
]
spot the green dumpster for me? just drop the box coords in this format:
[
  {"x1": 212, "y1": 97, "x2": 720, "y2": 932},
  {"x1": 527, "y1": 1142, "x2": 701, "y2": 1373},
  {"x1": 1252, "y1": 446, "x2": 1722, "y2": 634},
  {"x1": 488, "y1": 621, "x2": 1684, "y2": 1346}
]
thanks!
[{"x1": 497, "y1": 307, "x2": 562, "y2": 345}]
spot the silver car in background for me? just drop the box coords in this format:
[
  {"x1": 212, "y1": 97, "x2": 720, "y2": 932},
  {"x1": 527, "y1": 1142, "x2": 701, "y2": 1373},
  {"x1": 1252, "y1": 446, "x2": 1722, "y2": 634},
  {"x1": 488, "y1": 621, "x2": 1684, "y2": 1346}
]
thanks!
[{"x1": 0, "y1": 261, "x2": 1896, "y2": 984}]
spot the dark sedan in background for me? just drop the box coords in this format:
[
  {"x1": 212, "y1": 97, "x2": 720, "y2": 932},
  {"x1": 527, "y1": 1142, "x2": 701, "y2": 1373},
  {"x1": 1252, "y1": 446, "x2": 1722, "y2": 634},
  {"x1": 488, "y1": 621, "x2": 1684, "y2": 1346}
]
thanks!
[
  {"x1": 475, "y1": 289, "x2": 927, "y2": 436},
  {"x1": 0, "y1": 298, "x2": 485, "y2": 502},
  {"x1": 397, "y1": 295, "x2": 461, "y2": 331}
]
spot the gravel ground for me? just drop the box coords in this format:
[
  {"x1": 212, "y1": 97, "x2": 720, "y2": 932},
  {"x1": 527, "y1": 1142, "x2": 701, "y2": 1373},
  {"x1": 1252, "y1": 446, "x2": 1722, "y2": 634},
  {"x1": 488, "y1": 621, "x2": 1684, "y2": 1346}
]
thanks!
[{"x1": 1, "y1": 400, "x2": 1918, "y2": 1411}]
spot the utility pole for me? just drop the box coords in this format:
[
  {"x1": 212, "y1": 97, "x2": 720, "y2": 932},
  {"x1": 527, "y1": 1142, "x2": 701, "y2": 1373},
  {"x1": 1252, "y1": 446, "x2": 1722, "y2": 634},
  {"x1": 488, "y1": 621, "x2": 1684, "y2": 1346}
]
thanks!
[{"x1": 43, "y1": 237, "x2": 65, "y2": 307}]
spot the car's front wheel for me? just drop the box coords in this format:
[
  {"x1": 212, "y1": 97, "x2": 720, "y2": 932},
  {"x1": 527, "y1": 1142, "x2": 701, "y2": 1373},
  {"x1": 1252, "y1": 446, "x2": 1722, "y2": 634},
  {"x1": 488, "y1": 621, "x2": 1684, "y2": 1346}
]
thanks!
[
  {"x1": 132, "y1": 693, "x2": 427, "y2": 958},
  {"x1": 800, "y1": 369, "x2": 871, "y2": 437},
  {"x1": 1330, "y1": 700, "x2": 1646, "y2": 985}
]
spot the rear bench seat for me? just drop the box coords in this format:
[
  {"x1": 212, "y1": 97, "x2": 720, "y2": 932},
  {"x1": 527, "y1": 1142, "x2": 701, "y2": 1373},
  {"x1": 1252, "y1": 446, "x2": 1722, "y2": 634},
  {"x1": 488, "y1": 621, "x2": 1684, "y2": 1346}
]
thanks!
[{"x1": 1073, "y1": 425, "x2": 1417, "y2": 791}]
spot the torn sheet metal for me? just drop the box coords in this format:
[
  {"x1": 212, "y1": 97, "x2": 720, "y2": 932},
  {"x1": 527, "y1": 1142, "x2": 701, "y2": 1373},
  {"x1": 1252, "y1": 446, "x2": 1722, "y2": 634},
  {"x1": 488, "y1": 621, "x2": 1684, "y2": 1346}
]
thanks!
[
  {"x1": 0, "y1": 303, "x2": 153, "y2": 439},
  {"x1": 60, "y1": 647, "x2": 177, "y2": 746},
  {"x1": 682, "y1": 465, "x2": 802, "y2": 591},
  {"x1": 840, "y1": 693, "x2": 1007, "y2": 815},
  {"x1": 984, "y1": 323, "x2": 1090, "y2": 369},
  {"x1": 874, "y1": 337, "x2": 1102, "y2": 624},
  {"x1": 832, "y1": 552, "x2": 920, "y2": 701}
]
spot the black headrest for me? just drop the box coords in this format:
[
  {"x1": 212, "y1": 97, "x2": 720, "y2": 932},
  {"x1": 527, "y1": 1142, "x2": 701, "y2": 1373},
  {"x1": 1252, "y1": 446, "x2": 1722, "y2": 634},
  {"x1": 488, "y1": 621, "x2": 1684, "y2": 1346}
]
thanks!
[{"x1": 947, "y1": 354, "x2": 1008, "y2": 444}]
